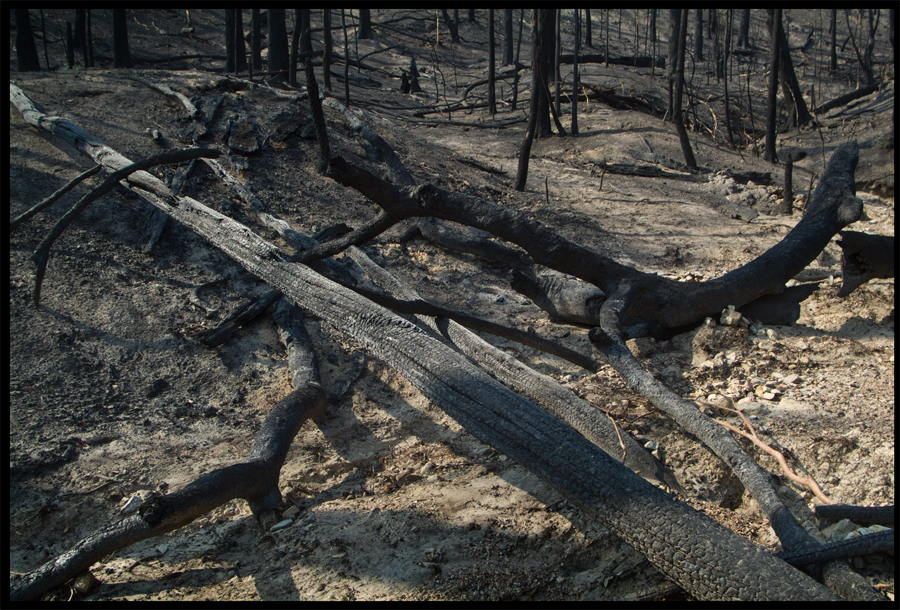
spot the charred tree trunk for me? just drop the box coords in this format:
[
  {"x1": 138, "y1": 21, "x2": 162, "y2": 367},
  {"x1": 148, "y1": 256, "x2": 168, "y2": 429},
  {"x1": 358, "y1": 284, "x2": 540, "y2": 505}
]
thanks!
[
  {"x1": 764, "y1": 9, "x2": 781, "y2": 164},
  {"x1": 536, "y1": 9, "x2": 555, "y2": 139},
  {"x1": 112, "y1": 9, "x2": 132, "y2": 69},
  {"x1": 86, "y1": 9, "x2": 94, "y2": 67},
  {"x1": 322, "y1": 9, "x2": 333, "y2": 91},
  {"x1": 503, "y1": 9, "x2": 514, "y2": 65},
  {"x1": 234, "y1": 9, "x2": 247, "y2": 73},
  {"x1": 299, "y1": 9, "x2": 312, "y2": 56},
  {"x1": 666, "y1": 9, "x2": 682, "y2": 120},
  {"x1": 66, "y1": 22, "x2": 76, "y2": 69},
  {"x1": 250, "y1": 9, "x2": 262, "y2": 72},
  {"x1": 572, "y1": 9, "x2": 580, "y2": 135},
  {"x1": 514, "y1": 10, "x2": 545, "y2": 191},
  {"x1": 672, "y1": 11, "x2": 697, "y2": 170},
  {"x1": 289, "y1": 9, "x2": 300, "y2": 86},
  {"x1": 694, "y1": 9, "x2": 703, "y2": 62},
  {"x1": 737, "y1": 8, "x2": 751, "y2": 48},
  {"x1": 830, "y1": 9, "x2": 837, "y2": 72},
  {"x1": 225, "y1": 9, "x2": 235, "y2": 72},
  {"x1": 341, "y1": 9, "x2": 351, "y2": 106},
  {"x1": 488, "y1": 10, "x2": 496, "y2": 116},
  {"x1": 585, "y1": 8, "x2": 592, "y2": 48},
  {"x1": 358, "y1": 9, "x2": 374, "y2": 40},
  {"x1": 75, "y1": 9, "x2": 88, "y2": 68},
  {"x1": 768, "y1": 10, "x2": 813, "y2": 128},
  {"x1": 267, "y1": 9, "x2": 289, "y2": 81}
]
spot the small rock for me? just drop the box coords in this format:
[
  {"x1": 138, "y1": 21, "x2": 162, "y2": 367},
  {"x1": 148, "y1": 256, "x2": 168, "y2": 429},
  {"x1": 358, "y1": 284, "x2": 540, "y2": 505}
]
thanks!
[
  {"x1": 783, "y1": 374, "x2": 801, "y2": 385},
  {"x1": 121, "y1": 495, "x2": 143, "y2": 514},
  {"x1": 157, "y1": 543, "x2": 168, "y2": 555},
  {"x1": 270, "y1": 519, "x2": 293, "y2": 532},
  {"x1": 766, "y1": 328, "x2": 780, "y2": 340},
  {"x1": 282, "y1": 505, "x2": 301, "y2": 520},
  {"x1": 796, "y1": 340, "x2": 809, "y2": 351},
  {"x1": 720, "y1": 309, "x2": 743, "y2": 326},
  {"x1": 73, "y1": 571, "x2": 99, "y2": 595},
  {"x1": 644, "y1": 440, "x2": 659, "y2": 451}
]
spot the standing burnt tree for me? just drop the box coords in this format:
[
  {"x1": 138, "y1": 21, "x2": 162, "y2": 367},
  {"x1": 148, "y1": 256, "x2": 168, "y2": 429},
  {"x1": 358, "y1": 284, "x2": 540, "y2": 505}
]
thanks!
[
  {"x1": 250, "y1": 9, "x2": 262, "y2": 73},
  {"x1": 267, "y1": 9, "x2": 289, "y2": 81},
  {"x1": 112, "y1": 9, "x2": 132, "y2": 69},
  {"x1": 515, "y1": 9, "x2": 555, "y2": 191},
  {"x1": 768, "y1": 9, "x2": 813, "y2": 129},
  {"x1": 666, "y1": 9, "x2": 682, "y2": 119},
  {"x1": 764, "y1": 9, "x2": 782, "y2": 163},
  {"x1": 488, "y1": 9, "x2": 496, "y2": 116},
  {"x1": 672, "y1": 9, "x2": 697, "y2": 169},
  {"x1": 503, "y1": 9, "x2": 514, "y2": 65},
  {"x1": 358, "y1": 9, "x2": 374, "y2": 40},
  {"x1": 15, "y1": 9, "x2": 42, "y2": 72}
]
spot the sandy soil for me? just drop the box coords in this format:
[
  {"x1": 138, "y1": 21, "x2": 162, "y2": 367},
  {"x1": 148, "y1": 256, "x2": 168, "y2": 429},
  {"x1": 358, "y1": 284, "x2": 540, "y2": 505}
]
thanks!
[{"x1": 9, "y1": 9, "x2": 894, "y2": 601}]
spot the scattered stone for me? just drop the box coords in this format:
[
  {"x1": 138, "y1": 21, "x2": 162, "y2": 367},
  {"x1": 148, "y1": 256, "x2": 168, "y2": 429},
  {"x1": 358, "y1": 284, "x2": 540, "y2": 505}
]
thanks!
[
  {"x1": 270, "y1": 519, "x2": 293, "y2": 532},
  {"x1": 158, "y1": 543, "x2": 168, "y2": 555},
  {"x1": 282, "y1": 505, "x2": 301, "y2": 520},
  {"x1": 720, "y1": 309, "x2": 743, "y2": 327},
  {"x1": 783, "y1": 374, "x2": 801, "y2": 385},
  {"x1": 121, "y1": 495, "x2": 143, "y2": 514},
  {"x1": 72, "y1": 571, "x2": 99, "y2": 595},
  {"x1": 643, "y1": 440, "x2": 659, "y2": 451}
]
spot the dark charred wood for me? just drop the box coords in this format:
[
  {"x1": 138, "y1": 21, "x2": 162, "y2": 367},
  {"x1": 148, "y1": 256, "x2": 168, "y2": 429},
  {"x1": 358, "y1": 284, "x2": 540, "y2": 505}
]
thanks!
[
  {"x1": 776, "y1": 529, "x2": 894, "y2": 566},
  {"x1": 813, "y1": 85, "x2": 878, "y2": 115},
  {"x1": 836, "y1": 231, "x2": 895, "y2": 296},
  {"x1": 815, "y1": 503, "x2": 895, "y2": 527},
  {"x1": 558, "y1": 53, "x2": 665, "y2": 68}
]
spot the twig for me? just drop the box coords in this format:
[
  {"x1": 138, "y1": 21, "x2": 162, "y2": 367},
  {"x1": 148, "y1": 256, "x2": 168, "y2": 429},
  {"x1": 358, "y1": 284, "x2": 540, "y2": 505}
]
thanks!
[
  {"x1": 712, "y1": 409, "x2": 834, "y2": 505},
  {"x1": 606, "y1": 412, "x2": 627, "y2": 462},
  {"x1": 11, "y1": 165, "x2": 101, "y2": 228},
  {"x1": 30, "y1": 148, "x2": 220, "y2": 307}
]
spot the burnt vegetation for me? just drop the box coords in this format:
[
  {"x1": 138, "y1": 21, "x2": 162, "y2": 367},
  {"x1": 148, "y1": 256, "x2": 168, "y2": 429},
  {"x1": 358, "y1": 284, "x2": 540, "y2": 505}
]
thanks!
[{"x1": 9, "y1": 9, "x2": 894, "y2": 602}]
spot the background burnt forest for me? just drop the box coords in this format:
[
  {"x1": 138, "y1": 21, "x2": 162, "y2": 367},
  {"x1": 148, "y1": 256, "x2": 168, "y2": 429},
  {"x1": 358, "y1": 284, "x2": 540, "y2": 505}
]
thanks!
[{"x1": 8, "y1": 8, "x2": 895, "y2": 602}]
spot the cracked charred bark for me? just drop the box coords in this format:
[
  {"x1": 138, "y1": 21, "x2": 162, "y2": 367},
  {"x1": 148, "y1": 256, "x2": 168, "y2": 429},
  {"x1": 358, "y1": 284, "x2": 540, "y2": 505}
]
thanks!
[{"x1": 9, "y1": 82, "x2": 878, "y2": 601}]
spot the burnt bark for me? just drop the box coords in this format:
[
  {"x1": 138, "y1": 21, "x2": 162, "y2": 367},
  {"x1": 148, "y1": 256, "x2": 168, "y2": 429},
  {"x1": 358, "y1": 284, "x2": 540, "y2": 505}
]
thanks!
[
  {"x1": 672, "y1": 11, "x2": 697, "y2": 170},
  {"x1": 234, "y1": 9, "x2": 247, "y2": 73},
  {"x1": 267, "y1": 9, "x2": 289, "y2": 81},
  {"x1": 737, "y1": 9, "x2": 751, "y2": 48},
  {"x1": 836, "y1": 231, "x2": 895, "y2": 297},
  {"x1": 112, "y1": 9, "x2": 132, "y2": 69},
  {"x1": 812, "y1": 84, "x2": 878, "y2": 115},
  {"x1": 250, "y1": 9, "x2": 262, "y2": 72},
  {"x1": 322, "y1": 9, "x2": 333, "y2": 91},
  {"x1": 764, "y1": 9, "x2": 781, "y2": 163},
  {"x1": 514, "y1": 10, "x2": 546, "y2": 191},
  {"x1": 488, "y1": 9, "x2": 496, "y2": 116},
  {"x1": 358, "y1": 9, "x2": 374, "y2": 40},
  {"x1": 502, "y1": 9, "x2": 514, "y2": 65}
]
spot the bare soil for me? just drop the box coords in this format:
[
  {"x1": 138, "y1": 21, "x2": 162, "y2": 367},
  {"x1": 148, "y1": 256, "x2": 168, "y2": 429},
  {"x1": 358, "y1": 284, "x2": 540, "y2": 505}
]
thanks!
[{"x1": 9, "y1": 9, "x2": 894, "y2": 602}]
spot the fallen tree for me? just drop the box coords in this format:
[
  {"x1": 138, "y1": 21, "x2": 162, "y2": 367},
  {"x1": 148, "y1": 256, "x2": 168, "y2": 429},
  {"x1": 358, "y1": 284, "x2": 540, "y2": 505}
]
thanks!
[{"x1": 9, "y1": 81, "x2": 882, "y2": 601}]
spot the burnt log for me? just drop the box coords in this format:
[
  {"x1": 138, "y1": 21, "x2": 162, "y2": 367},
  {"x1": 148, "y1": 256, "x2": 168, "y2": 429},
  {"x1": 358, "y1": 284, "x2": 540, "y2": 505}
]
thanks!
[
  {"x1": 558, "y1": 53, "x2": 665, "y2": 68},
  {"x1": 812, "y1": 85, "x2": 878, "y2": 115},
  {"x1": 836, "y1": 231, "x2": 895, "y2": 296}
]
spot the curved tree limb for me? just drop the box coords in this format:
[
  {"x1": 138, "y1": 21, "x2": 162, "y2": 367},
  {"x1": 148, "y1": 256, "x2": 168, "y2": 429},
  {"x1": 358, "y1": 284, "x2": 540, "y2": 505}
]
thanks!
[
  {"x1": 30, "y1": 147, "x2": 220, "y2": 306},
  {"x1": 326, "y1": 141, "x2": 863, "y2": 332},
  {"x1": 10, "y1": 164, "x2": 101, "y2": 228}
]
